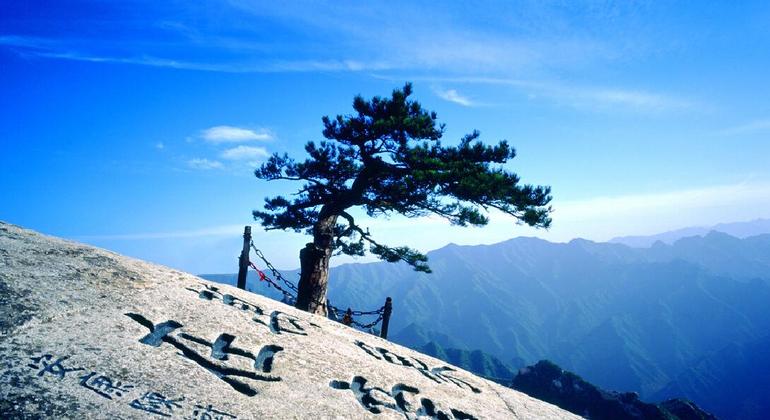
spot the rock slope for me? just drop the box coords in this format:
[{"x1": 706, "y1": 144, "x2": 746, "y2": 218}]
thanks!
[{"x1": 0, "y1": 222, "x2": 579, "y2": 419}]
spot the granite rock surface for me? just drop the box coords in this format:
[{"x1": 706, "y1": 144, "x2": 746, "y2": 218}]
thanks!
[{"x1": 0, "y1": 222, "x2": 580, "y2": 419}]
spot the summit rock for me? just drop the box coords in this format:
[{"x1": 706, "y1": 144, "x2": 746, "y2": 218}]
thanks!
[{"x1": 0, "y1": 222, "x2": 577, "y2": 419}]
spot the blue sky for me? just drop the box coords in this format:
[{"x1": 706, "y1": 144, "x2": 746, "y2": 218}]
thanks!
[{"x1": 2, "y1": 1, "x2": 770, "y2": 273}]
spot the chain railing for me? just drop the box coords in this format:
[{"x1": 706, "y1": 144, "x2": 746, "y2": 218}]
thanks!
[{"x1": 246, "y1": 239, "x2": 391, "y2": 337}]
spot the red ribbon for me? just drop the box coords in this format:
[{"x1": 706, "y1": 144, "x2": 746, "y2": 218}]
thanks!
[{"x1": 248, "y1": 261, "x2": 267, "y2": 281}]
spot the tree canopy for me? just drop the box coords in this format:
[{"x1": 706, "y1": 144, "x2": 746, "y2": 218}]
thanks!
[{"x1": 254, "y1": 83, "x2": 552, "y2": 277}]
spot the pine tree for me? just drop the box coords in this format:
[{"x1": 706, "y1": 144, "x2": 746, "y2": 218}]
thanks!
[{"x1": 254, "y1": 83, "x2": 552, "y2": 315}]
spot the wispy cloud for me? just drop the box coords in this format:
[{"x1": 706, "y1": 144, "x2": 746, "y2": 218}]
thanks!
[
  {"x1": 155, "y1": 142, "x2": 165, "y2": 150},
  {"x1": 0, "y1": 36, "x2": 391, "y2": 73},
  {"x1": 0, "y1": 2, "x2": 643, "y2": 78},
  {"x1": 201, "y1": 125, "x2": 272, "y2": 143},
  {"x1": 220, "y1": 145, "x2": 269, "y2": 161},
  {"x1": 77, "y1": 224, "x2": 245, "y2": 241},
  {"x1": 0, "y1": 4, "x2": 700, "y2": 115},
  {"x1": 225, "y1": 1, "x2": 613, "y2": 74},
  {"x1": 187, "y1": 158, "x2": 223, "y2": 170},
  {"x1": 386, "y1": 75, "x2": 695, "y2": 112},
  {"x1": 581, "y1": 88, "x2": 690, "y2": 111},
  {"x1": 491, "y1": 77, "x2": 694, "y2": 112},
  {"x1": 434, "y1": 88, "x2": 475, "y2": 107},
  {"x1": 0, "y1": 35, "x2": 58, "y2": 49},
  {"x1": 716, "y1": 119, "x2": 770, "y2": 136},
  {"x1": 5, "y1": 38, "x2": 693, "y2": 113}
]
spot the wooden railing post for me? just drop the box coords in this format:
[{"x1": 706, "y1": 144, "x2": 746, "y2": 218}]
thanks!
[
  {"x1": 380, "y1": 297, "x2": 392, "y2": 339},
  {"x1": 237, "y1": 226, "x2": 252, "y2": 290},
  {"x1": 342, "y1": 308, "x2": 353, "y2": 326}
]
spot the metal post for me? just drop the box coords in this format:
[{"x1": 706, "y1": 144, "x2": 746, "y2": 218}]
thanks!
[
  {"x1": 380, "y1": 297, "x2": 392, "y2": 339},
  {"x1": 237, "y1": 226, "x2": 252, "y2": 290}
]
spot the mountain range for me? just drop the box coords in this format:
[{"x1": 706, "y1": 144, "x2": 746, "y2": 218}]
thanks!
[
  {"x1": 202, "y1": 221, "x2": 770, "y2": 419},
  {"x1": 419, "y1": 341, "x2": 517, "y2": 384},
  {"x1": 610, "y1": 218, "x2": 770, "y2": 247}
]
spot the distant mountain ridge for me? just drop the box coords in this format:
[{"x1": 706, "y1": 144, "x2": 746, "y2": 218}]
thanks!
[
  {"x1": 512, "y1": 360, "x2": 716, "y2": 420},
  {"x1": 419, "y1": 341, "x2": 517, "y2": 385},
  {"x1": 610, "y1": 218, "x2": 770, "y2": 247},
  {"x1": 202, "y1": 226, "x2": 770, "y2": 419}
]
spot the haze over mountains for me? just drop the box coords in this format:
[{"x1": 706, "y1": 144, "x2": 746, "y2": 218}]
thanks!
[
  {"x1": 203, "y1": 219, "x2": 770, "y2": 419},
  {"x1": 610, "y1": 218, "x2": 770, "y2": 247}
]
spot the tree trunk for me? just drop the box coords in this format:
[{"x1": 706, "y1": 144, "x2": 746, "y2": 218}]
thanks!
[{"x1": 295, "y1": 214, "x2": 337, "y2": 315}]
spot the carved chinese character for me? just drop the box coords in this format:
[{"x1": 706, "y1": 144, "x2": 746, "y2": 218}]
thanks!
[
  {"x1": 354, "y1": 341, "x2": 481, "y2": 394},
  {"x1": 27, "y1": 354, "x2": 84, "y2": 379},
  {"x1": 429, "y1": 366, "x2": 481, "y2": 394},
  {"x1": 417, "y1": 398, "x2": 478, "y2": 420},
  {"x1": 79, "y1": 371, "x2": 134, "y2": 399},
  {"x1": 186, "y1": 403, "x2": 237, "y2": 420},
  {"x1": 330, "y1": 376, "x2": 478, "y2": 419},
  {"x1": 130, "y1": 391, "x2": 184, "y2": 417},
  {"x1": 185, "y1": 284, "x2": 315, "y2": 336},
  {"x1": 330, "y1": 376, "x2": 397, "y2": 414},
  {"x1": 267, "y1": 311, "x2": 307, "y2": 335},
  {"x1": 125, "y1": 313, "x2": 282, "y2": 397},
  {"x1": 186, "y1": 284, "x2": 264, "y2": 315}
]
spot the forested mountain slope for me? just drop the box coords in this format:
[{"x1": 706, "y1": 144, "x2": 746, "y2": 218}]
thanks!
[{"x1": 203, "y1": 232, "x2": 770, "y2": 416}]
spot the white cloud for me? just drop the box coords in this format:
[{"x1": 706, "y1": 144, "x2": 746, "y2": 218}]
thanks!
[
  {"x1": 434, "y1": 88, "x2": 474, "y2": 106},
  {"x1": 187, "y1": 158, "x2": 223, "y2": 170},
  {"x1": 155, "y1": 142, "x2": 165, "y2": 150},
  {"x1": 716, "y1": 119, "x2": 770, "y2": 136},
  {"x1": 220, "y1": 145, "x2": 270, "y2": 161},
  {"x1": 201, "y1": 126, "x2": 272, "y2": 143}
]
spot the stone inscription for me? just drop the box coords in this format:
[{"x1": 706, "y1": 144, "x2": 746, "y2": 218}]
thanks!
[
  {"x1": 25, "y1": 351, "x2": 235, "y2": 418},
  {"x1": 186, "y1": 284, "x2": 314, "y2": 336},
  {"x1": 125, "y1": 313, "x2": 283, "y2": 397},
  {"x1": 330, "y1": 376, "x2": 478, "y2": 419},
  {"x1": 22, "y1": 285, "x2": 486, "y2": 418},
  {"x1": 354, "y1": 340, "x2": 481, "y2": 394},
  {"x1": 79, "y1": 371, "x2": 135, "y2": 399},
  {"x1": 130, "y1": 391, "x2": 184, "y2": 417},
  {"x1": 188, "y1": 403, "x2": 238, "y2": 420},
  {"x1": 28, "y1": 354, "x2": 84, "y2": 379}
]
